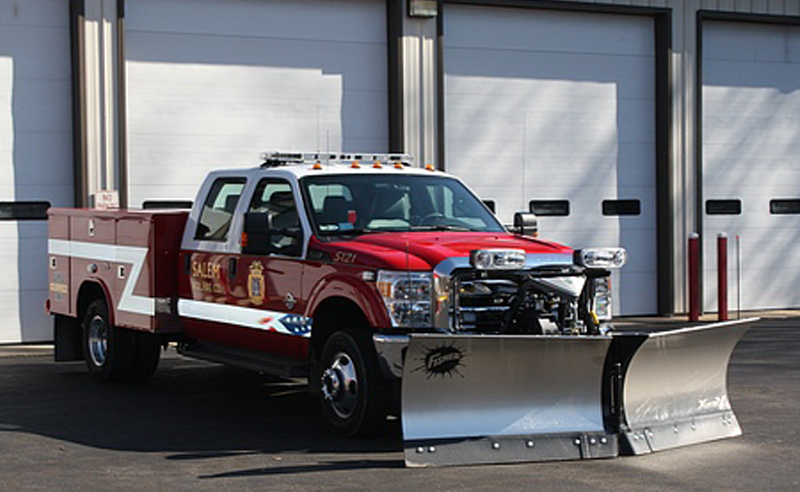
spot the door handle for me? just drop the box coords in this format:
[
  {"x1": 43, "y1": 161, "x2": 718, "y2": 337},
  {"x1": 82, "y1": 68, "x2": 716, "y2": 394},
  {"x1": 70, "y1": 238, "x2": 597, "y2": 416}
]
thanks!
[{"x1": 228, "y1": 257, "x2": 238, "y2": 280}]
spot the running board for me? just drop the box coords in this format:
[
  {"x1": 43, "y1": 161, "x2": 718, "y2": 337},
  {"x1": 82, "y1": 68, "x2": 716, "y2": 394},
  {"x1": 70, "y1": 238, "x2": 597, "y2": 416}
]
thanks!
[{"x1": 179, "y1": 341, "x2": 308, "y2": 378}]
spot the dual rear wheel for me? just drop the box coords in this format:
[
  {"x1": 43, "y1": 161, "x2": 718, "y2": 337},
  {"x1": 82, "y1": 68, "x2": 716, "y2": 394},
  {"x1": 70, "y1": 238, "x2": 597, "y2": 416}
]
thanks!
[{"x1": 82, "y1": 299, "x2": 161, "y2": 382}]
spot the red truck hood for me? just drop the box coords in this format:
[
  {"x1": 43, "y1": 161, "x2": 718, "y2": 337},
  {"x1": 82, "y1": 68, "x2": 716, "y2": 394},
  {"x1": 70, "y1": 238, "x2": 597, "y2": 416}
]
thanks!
[{"x1": 316, "y1": 232, "x2": 573, "y2": 271}]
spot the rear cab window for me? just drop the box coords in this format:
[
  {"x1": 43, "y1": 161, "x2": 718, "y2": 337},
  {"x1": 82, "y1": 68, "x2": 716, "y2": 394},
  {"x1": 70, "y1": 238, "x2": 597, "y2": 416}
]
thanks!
[{"x1": 195, "y1": 178, "x2": 247, "y2": 241}]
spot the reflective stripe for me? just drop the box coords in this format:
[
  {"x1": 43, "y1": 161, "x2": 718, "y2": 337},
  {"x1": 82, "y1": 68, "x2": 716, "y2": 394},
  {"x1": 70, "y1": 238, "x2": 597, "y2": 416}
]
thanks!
[
  {"x1": 47, "y1": 238, "x2": 312, "y2": 336},
  {"x1": 177, "y1": 299, "x2": 311, "y2": 337},
  {"x1": 48, "y1": 239, "x2": 154, "y2": 316}
]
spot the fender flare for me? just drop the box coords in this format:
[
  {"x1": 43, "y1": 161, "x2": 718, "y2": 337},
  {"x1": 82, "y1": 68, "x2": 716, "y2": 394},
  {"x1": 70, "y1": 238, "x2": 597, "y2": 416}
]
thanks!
[
  {"x1": 76, "y1": 279, "x2": 116, "y2": 326},
  {"x1": 305, "y1": 273, "x2": 390, "y2": 330}
]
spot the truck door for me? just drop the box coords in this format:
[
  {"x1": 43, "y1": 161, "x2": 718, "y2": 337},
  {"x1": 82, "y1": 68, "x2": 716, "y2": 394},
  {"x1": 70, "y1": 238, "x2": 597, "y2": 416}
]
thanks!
[
  {"x1": 231, "y1": 178, "x2": 307, "y2": 358},
  {"x1": 180, "y1": 176, "x2": 307, "y2": 359}
]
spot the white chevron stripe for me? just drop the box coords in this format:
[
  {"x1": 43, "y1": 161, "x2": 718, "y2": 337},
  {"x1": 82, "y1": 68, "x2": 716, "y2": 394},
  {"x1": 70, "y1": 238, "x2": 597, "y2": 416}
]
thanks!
[{"x1": 48, "y1": 239, "x2": 154, "y2": 316}]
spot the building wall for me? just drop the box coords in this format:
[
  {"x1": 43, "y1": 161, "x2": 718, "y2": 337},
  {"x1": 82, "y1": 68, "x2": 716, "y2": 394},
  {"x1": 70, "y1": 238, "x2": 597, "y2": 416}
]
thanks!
[{"x1": 4, "y1": 0, "x2": 800, "y2": 341}]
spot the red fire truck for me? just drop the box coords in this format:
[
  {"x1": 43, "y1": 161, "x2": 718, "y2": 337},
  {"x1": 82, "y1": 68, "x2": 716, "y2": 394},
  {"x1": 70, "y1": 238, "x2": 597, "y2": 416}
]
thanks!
[{"x1": 46, "y1": 152, "x2": 753, "y2": 467}]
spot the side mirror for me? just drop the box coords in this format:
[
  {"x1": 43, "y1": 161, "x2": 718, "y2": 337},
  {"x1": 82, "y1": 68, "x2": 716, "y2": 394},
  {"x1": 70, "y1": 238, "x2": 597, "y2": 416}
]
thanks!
[
  {"x1": 243, "y1": 211, "x2": 273, "y2": 255},
  {"x1": 513, "y1": 212, "x2": 538, "y2": 238},
  {"x1": 243, "y1": 211, "x2": 304, "y2": 256}
]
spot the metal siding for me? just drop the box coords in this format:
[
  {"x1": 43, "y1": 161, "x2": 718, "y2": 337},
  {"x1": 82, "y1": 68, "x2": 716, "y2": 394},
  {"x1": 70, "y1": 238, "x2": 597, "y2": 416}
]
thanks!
[
  {"x1": 0, "y1": 0, "x2": 74, "y2": 343},
  {"x1": 124, "y1": 0, "x2": 389, "y2": 207},
  {"x1": 702, "y1": 20, "x2": 800, "y2": 311},
  {"x1": 443, "y1": 4, "x2": 658, "y2": 315}
]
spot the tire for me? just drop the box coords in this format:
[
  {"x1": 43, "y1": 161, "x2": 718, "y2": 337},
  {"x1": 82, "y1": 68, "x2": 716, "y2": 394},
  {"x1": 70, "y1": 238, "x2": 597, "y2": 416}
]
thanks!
[
  {"x1": 129, "y1": 331, "x2": 161, "y2": 382},
  {"x1": 317, "y1": 330, "x2": 388, "y2": 437},
  {"x1": 82, "y1": 299, "x2": 135, "y2": 382}
]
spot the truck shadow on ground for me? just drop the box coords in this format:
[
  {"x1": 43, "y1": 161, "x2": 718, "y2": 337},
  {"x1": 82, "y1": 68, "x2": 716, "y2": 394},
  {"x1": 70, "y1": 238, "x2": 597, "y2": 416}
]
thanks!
[{"x1": 0, "y1": 350, "x2": 404, "y2": 472}]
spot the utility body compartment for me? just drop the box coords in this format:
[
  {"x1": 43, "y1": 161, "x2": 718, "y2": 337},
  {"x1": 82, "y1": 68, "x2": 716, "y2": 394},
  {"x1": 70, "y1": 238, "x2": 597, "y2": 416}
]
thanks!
[{"x1": 47, "y1": 208, "x2": 188, "y2": 334}]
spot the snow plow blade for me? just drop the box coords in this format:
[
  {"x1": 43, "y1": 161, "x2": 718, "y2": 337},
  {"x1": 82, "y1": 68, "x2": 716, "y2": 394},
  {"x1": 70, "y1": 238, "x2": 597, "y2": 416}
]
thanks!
[
  {"x1": 614, "y1": 318, "x2": 755, "y2": 455},
  {"x1": 402, "y1": 334, "x2": 617, "y2": 467},
  {"x1": 401, "y1": 318, "x2": 755, "y2": 467}
]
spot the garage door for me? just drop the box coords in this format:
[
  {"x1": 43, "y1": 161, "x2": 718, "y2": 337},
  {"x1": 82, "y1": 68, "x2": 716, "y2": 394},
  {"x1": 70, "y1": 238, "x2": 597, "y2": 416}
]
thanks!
[
  {"x1": 125, "y1": 0, "x2": 389, "y2": 207},
  {"x1": 0, "y1": 0, "x2": 73, "y2": 343},
  {"x1": 702, "y1": 21, "x2": 800, "y2": 311},
  {"x1": 443, "y1": 5, "x2": 657, "y2": 315}
]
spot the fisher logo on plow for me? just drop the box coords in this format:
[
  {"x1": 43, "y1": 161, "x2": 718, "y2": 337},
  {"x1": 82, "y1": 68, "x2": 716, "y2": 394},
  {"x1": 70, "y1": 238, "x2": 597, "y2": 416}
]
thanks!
[{"x1": 414, "y1": 343, "x2": 466, "y2": 379}]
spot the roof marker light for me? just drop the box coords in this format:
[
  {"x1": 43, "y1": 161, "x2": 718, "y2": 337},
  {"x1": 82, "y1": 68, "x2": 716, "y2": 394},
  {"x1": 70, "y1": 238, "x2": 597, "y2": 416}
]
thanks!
[
  {"x1": 425, "y1": 164, "x2": 435, "y2": 171},
  {"x1": 351, "y1": 161, "x2": 361, "y2": 169}
]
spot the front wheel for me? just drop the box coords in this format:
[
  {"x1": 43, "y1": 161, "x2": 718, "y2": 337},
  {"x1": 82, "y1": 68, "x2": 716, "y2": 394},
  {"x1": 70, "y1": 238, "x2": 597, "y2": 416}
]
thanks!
[{"x1": 317, "y1": 330, "x2": 388, "y2": 437}]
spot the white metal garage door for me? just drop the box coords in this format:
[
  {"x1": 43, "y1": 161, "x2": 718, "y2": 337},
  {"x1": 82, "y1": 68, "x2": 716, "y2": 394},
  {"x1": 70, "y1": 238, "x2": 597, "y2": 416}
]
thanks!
[
  {"x1": 124, "y1": 0, "x2": 389, "y2": 207},
  {"x1": 0, "y1": 0, "x2": 73, "y2": 343},
  {"x1": 443, "y1": 5, "x2": 657, "y2": 315},
  {"x1": 702, "y1": 21, "x2": 800, "y2": 312}
]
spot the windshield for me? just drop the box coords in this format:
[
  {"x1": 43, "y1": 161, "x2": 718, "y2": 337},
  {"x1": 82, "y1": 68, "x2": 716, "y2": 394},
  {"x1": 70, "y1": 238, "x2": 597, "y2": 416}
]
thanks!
[{"x1": 300, "y1": 174, "x2": 504, "y2": 237}]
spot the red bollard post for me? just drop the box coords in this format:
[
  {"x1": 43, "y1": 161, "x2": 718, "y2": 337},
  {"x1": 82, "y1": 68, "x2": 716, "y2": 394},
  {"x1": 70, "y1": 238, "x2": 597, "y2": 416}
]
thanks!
[
  {"x1": 688, "y1": 233, "x2": 700, "y2": 322},
  {"x1": 718, "y1": 233, "x2": 728, "y2": 321}
]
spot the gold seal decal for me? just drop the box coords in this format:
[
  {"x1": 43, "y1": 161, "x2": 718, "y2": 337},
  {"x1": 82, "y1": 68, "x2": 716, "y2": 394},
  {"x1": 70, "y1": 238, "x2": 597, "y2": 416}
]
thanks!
[{"x1": 248, "y1": 261, "x2": 266, "y2": 306}]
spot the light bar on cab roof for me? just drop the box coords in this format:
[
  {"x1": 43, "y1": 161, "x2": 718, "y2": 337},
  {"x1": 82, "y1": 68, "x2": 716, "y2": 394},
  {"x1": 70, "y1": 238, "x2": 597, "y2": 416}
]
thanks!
[{"x1": 262, "y1": 151, "x2": 413, "y2": 168}]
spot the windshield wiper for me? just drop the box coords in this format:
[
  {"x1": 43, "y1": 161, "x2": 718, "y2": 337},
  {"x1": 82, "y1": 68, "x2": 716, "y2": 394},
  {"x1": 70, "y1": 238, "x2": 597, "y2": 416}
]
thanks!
[
  {"x1": 411, "y1": 224, "x2": 474, "y2": 232},
  {"x1": 318, "y1": 227, "x2": 381, "y2": 237}
]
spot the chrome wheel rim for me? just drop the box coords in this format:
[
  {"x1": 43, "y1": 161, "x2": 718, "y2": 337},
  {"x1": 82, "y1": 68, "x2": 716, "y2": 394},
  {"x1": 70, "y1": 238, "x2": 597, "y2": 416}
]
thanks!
[
  {"x1": 87, "y1": 314, "x2": 108, "y2": 367},
  {"x1": 321, "y1": 352, "x2": 359, "y2": 420}
]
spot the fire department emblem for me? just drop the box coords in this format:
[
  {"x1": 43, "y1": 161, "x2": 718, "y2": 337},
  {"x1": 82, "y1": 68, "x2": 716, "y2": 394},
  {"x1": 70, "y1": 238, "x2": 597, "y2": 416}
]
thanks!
[{"x1": 248, "y1": 261, "x2": 266, "y2": 306}]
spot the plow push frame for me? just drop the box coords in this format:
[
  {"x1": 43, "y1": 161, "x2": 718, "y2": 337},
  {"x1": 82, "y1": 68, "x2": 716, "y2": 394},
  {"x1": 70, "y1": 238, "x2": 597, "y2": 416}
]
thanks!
[{"x1": 401, "y1": 318, "x2": 756, "y2": 467}]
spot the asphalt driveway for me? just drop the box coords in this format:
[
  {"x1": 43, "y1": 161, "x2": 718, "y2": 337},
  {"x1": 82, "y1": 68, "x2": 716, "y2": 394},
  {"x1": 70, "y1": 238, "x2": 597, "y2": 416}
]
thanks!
[{"x1": 0, "y1": 316, "x2": 798, "y2": 491}]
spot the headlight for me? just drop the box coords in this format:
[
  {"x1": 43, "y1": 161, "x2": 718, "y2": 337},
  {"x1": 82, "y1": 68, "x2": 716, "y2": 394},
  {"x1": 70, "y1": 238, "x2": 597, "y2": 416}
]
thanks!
[
  {"x1": 376, "y1": 271, "x2": 433, "y2": 328},
  {"x1": 470, "y1": 249, "x2": 526, "y2": 270},
  {"x1": 575, "y1": 248, "x2": 627, "y2": 269}
]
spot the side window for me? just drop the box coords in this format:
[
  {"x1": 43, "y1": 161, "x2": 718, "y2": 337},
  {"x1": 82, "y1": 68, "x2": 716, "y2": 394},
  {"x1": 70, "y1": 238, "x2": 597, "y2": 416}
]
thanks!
[
  {"x1": 195, "y1": 178, "x2": 246, "y2": 241},
  {"x1": 248, "y1": 179, "x2": 302, "y2": 256}
]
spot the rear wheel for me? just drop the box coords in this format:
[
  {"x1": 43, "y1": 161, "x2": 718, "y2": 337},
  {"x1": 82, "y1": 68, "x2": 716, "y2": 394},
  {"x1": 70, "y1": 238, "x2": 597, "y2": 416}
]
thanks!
[
  {"x1": 317, "y1": 330, "x2": 388, "y2": 437},
  {"x1": 82, "y1": 299, "x2": 135, "y2": 382},
  {"x1": 129, "y1": 331, "x2": 161, "y2": 381}
]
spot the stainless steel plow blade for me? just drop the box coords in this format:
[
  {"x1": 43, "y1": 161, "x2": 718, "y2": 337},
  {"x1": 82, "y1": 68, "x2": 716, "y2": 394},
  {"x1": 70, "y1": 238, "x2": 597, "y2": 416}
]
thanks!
[
  {"x1": 401, "y1": 318, "x2": 756, "y2": 467},
  {"x1": 402, "y1": 335, "x2": 617, "y2": 467},
  {"x1": 614, "y1": 318, "x2": 754, "y2": 455}
]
